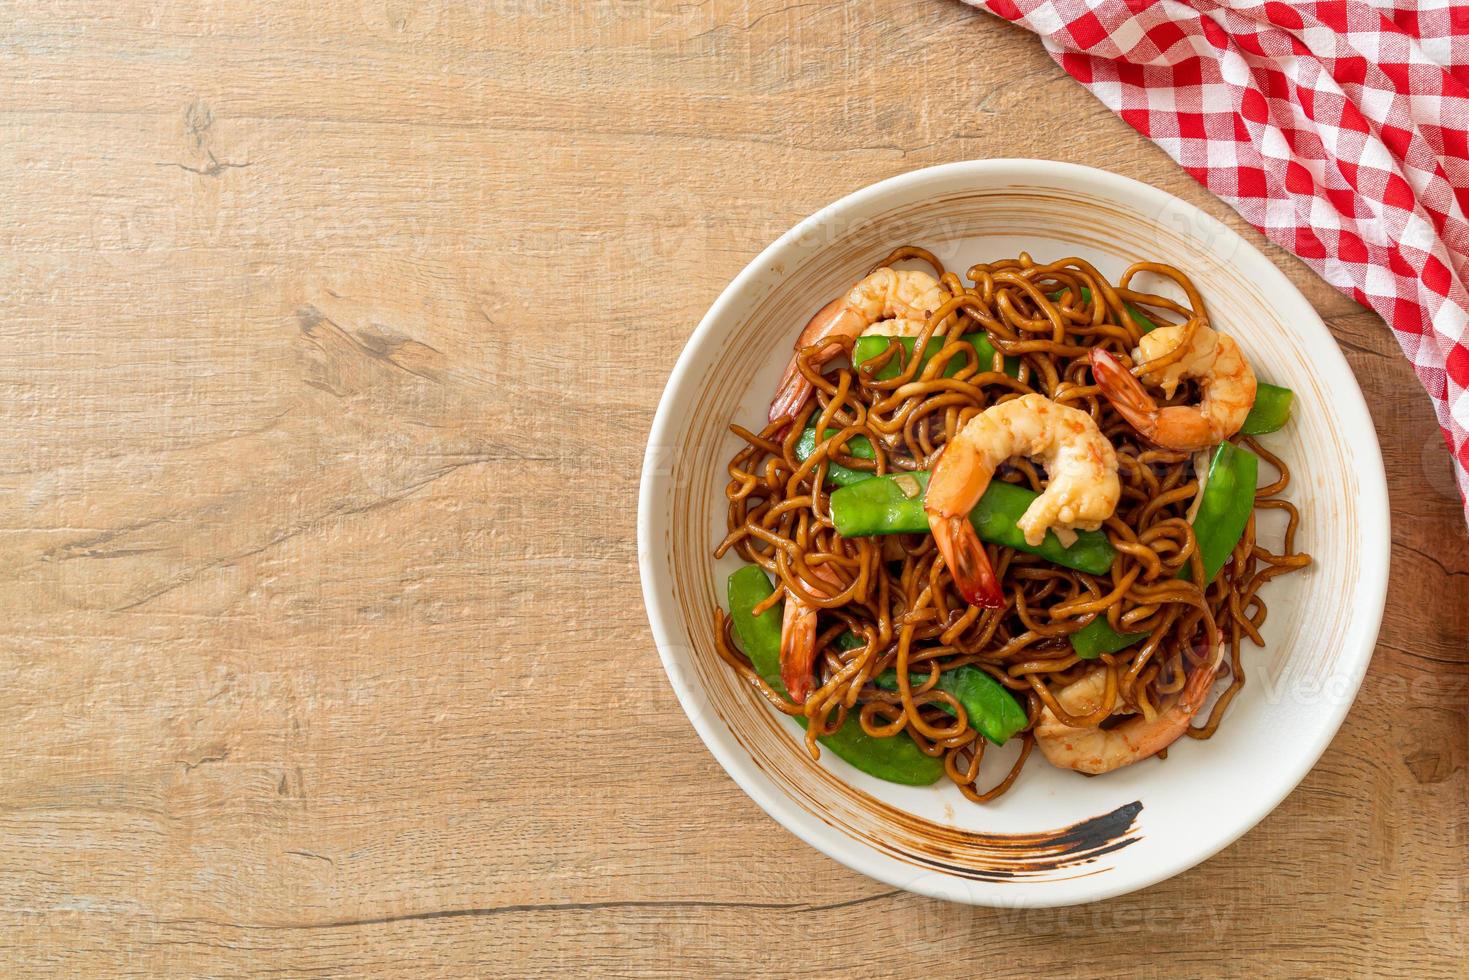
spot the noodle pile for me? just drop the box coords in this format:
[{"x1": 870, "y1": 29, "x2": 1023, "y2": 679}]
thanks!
[{"x1": 713, "y1": 248, "x2": 1311, "y2": 802}]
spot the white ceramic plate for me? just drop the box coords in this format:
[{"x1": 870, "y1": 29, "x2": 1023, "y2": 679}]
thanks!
[{"x1": 638, "y1": 160, "x2": 1389, "y2": 906}]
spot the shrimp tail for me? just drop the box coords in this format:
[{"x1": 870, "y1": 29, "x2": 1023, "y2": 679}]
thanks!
[
  {"x1": 769, "y1": 296, "x2": 851, "y2": 424},
  {"x1": 779, "y1": 598, "x2": 816, "y2": 704},
  {"x1": 1089, "y1": 348, "x2": 1159, "y2": 439},
  {"x1": 777, "y1": 563, "x2": 847, "y2": 704},
  {"x1": 931, "y1": 515, "x2": 1004, "y2": 608},
  {"x1": 768, "y1": 366, "x2": 813, "y2": 425},
  {"x1": 1179, "y1": 636, "x2": 1224, "y2": 713}
]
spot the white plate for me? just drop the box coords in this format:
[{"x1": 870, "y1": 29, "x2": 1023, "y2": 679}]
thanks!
[{"x1": 638, "y1": 160, "x2": 1389, "y2": 906}]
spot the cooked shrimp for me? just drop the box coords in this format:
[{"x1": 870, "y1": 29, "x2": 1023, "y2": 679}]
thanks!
[
  {"x1": 924, "y1": 393, "x2": 1120, "y2": 608},
  {"x1": 769, "y1": 268, "x2": 948, "y2": 423},
  {"x1": 1090, "y1": 323, "x2": 1256, "y2": 451},
  {"x1": 1034, "y1": 641, "x2": 1223, "y2": 774},
  {"x1": 779, "y1": 562, "x2": 845, "y2": 704}
]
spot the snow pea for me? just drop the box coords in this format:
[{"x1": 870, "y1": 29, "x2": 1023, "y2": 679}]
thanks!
[
  {"x1": 794, "y1": 421, "x2": 877, "y2": 488},
  {"x1": 1124, "y1": 302, "x2": 1159, "y2": 331},
  {"x1": 725, "y1": 566, "x2": 943, "y2": 786},
  {"x1": 829, "y1": 471, "x2": 1117, "y2": 576},
  {"x1": 872, "y1": 666, "x2": 1028, "y2": 745},
  {"x1": 727, "y1": 564, "x2": 784, "y2": 668},
  {"x1": 851, "y1": 333, "x2": 1019, "y2": 381},
  {"x1": 1240, "y1": 382, "x2": 1293, "y2": 435},
  {"x1": 1189, "y1": 441, "x2": 1258, "y2": 584},
  {"x1": 1068, "y1": 614, "x2": 1147, "y2": 661},
  {"x1": 1068, "y1": 441, "x2": 1259, "y2": 658}
]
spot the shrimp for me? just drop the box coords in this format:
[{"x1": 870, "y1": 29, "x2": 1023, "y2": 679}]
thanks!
[
  {"x1": 779, "y1": 562, "x2": 845, "y2": 705},
  {"x1": 1089, "y1": 323, "x2": 1256, "y2": 452},
  {"x1": 769, "y1": 268, "x2": 948, "y2": 423},
  {"x1": 924, "y1": 393, "x2": 1120, "y2": 608},
  {"x1": 1034, "y1": 641, "x2": 1223, "y2": 775}
]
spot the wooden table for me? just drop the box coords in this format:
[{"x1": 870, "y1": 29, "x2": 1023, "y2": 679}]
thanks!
[{"x1": 2, "y1": 1, "x2": 1465, "y2": 975}]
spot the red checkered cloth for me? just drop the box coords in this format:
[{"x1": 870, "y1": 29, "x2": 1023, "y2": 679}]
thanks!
[{"x1": 970, "y1": 0, "x2": 1469, "y2": 521}]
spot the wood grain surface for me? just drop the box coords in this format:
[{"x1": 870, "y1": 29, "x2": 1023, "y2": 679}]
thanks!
[{"x1": 0, "y1": 1, "x2": 1465, "y2": 975}]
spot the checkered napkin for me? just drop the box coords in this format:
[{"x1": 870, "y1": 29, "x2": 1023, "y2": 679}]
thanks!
[{"x1": 969, "y1": 0, "x2": 1469, "y2": 521}]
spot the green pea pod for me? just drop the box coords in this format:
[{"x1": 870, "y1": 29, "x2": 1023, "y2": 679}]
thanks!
[
  {"x1": 829, "y1": 471, "x2": 1116, "y2": 576},
  {"x1": 852, "y1": 333, "x2": 1019, "y2": 381},
  {"x1": 1240, "y1": 382, "x2": 1293, "y2": 435},
  {"x1": 725, "y1": 566, "x2": 943, "y2": 786},
  {"x1": 1125, "y1": 302, "x2": 1160, "y2": 331},
  {"x1": 873, "y1": 666, "x2": 1028, "y2": 745},
  {"x1": 1068, "y1": 442, "x2": 1259, "y2": 658},
  {"x1": 808, "y1": 717, "x2": 946, "y2": 785},
  {"x1": 794, "y1": 421, "x2": 877, "y2": 488},
  {"x1": 1068, "y1": 615, "x2": 1147, "y2": 661},
  {"x1": 1190, "y1": 441, "x2": 1258, "y2": 584},
  {"x1": 727, "y1": 564, "x2": 785, "y2": 682}
]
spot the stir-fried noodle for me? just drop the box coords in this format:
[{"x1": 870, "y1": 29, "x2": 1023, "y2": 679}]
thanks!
[{"x1": 713, "y1": 248, "x2": 1311, "y2": 801}]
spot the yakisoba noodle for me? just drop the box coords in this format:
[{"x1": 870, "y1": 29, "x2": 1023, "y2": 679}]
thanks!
[{"x1": 713, "y1": 247, "x2": 1311, "y2": 803}]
